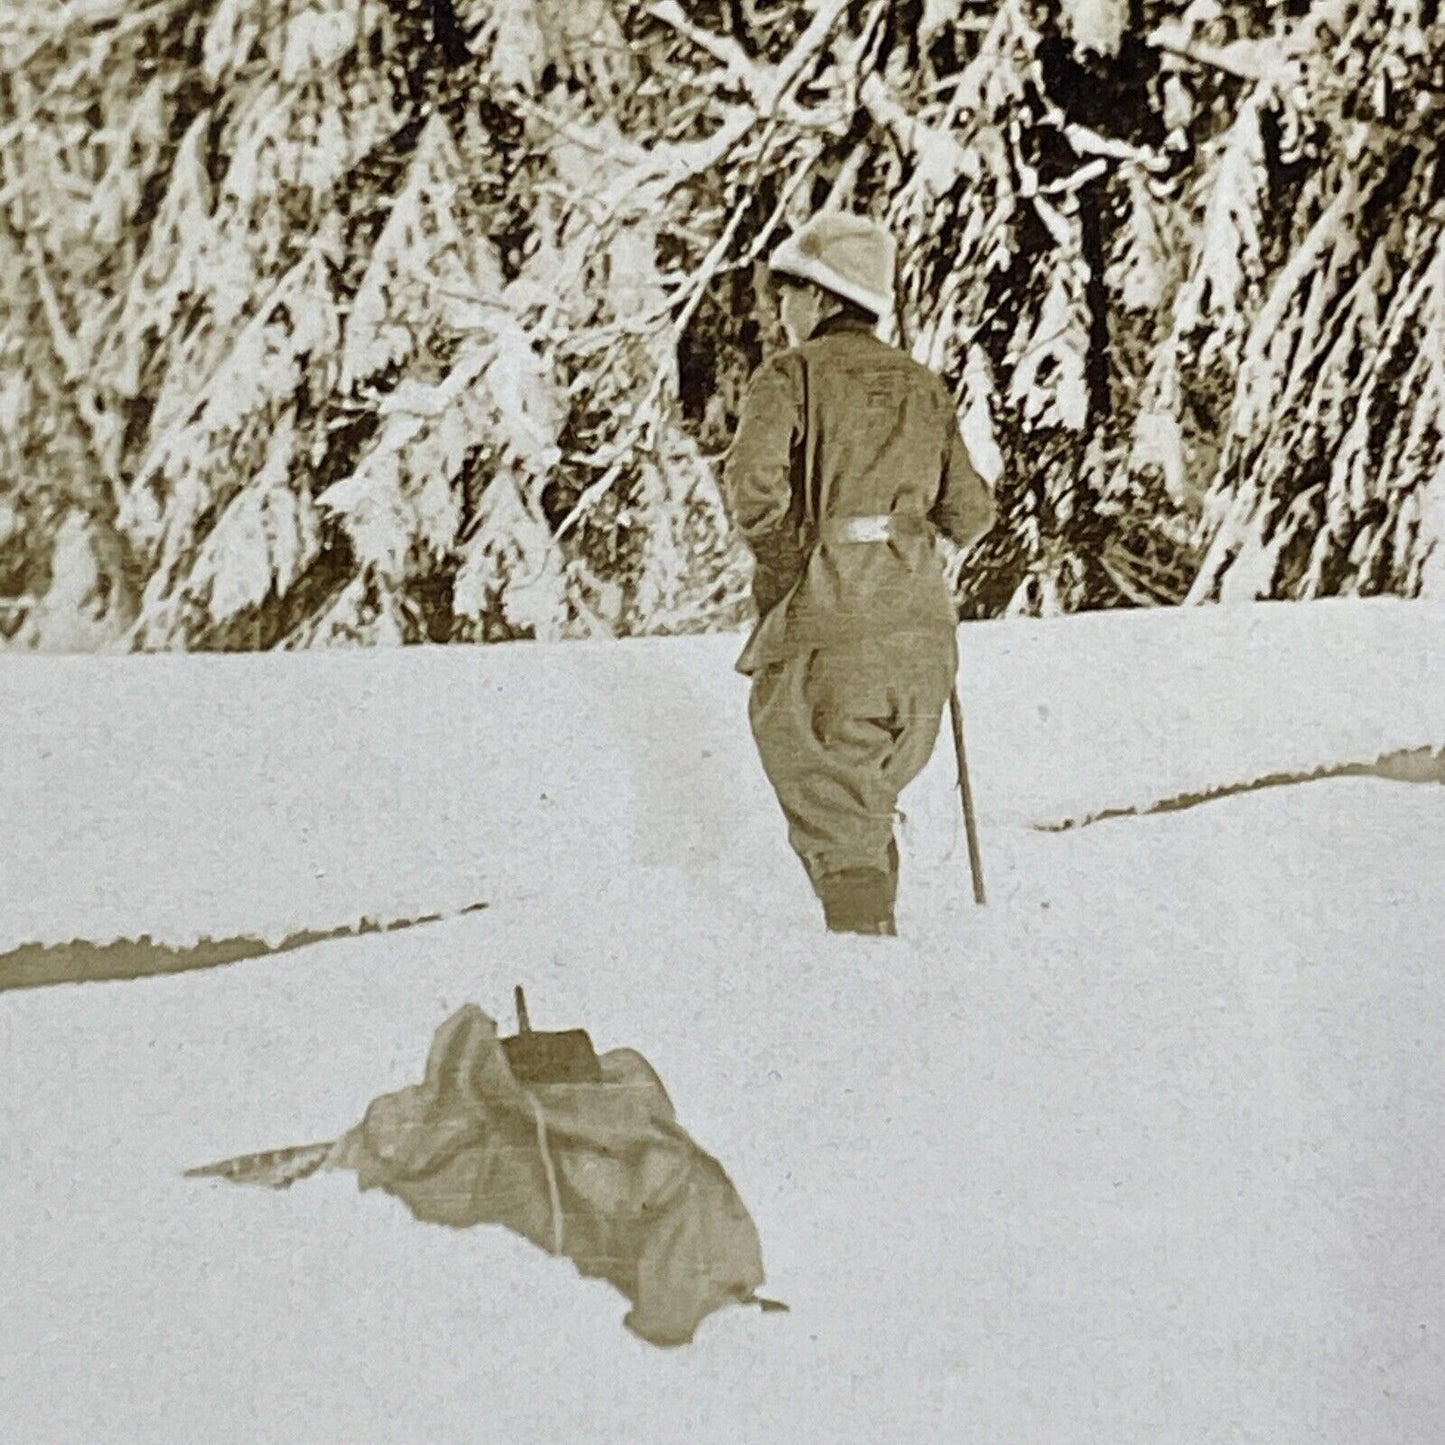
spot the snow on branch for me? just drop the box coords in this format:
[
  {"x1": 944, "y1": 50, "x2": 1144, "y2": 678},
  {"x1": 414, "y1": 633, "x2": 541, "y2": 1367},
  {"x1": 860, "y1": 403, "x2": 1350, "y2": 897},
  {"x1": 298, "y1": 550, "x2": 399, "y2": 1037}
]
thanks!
[{"x1": 10, "y1": 0, "x2": 1445, "y2": 646}]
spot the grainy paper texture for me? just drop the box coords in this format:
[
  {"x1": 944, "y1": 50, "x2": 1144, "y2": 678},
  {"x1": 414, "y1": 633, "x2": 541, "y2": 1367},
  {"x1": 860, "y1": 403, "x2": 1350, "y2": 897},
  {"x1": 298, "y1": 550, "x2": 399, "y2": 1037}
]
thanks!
[{"x1": 4, "y1": 2, "x2": 1444, "y2": 1440}]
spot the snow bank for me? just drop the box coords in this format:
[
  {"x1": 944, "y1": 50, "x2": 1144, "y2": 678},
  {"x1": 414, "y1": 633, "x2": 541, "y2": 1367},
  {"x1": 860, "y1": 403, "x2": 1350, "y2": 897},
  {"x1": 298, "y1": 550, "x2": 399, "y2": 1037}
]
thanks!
[
  {"x1": 1, "y1": 599, "x2": 1440, "y2": 948},
  {"x1": 1, "y1": 600, "x2": 1443, "y2": 1443}
]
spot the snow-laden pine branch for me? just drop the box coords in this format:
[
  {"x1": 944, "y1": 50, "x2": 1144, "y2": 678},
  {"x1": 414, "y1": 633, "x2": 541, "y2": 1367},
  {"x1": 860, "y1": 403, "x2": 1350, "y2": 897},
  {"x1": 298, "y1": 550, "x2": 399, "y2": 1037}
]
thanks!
[{"x1": 4, "y1": 0, "x2": 1444, "y2": 649}]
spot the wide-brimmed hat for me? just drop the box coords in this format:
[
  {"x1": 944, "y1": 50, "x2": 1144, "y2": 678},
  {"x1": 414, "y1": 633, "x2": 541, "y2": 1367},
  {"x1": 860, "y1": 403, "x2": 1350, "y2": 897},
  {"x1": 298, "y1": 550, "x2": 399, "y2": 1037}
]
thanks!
[{"x1": 769, "y1": 213, "x2": 895, "y2": 319}]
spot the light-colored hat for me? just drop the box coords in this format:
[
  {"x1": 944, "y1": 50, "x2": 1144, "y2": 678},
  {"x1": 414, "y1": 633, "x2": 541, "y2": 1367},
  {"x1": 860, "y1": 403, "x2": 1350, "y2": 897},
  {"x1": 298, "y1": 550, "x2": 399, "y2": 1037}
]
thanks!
[{"x1": 769, "y1": 213, "x2": 896, "y2": 319}]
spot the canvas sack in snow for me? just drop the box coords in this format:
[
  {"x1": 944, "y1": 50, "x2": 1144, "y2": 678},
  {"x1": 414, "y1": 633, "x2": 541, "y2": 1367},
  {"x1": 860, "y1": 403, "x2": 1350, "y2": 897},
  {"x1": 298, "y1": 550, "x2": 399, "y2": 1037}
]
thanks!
[{"x1": 189, "y1": 1002, "x2": 778, "y2": 1347}]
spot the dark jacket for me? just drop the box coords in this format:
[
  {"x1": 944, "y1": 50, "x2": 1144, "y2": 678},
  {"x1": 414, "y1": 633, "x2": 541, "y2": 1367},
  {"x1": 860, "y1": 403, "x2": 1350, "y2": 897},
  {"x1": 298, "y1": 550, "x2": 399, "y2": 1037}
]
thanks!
[{"x1": 722, "y1": 314, "x2": 995, "y2": 674}]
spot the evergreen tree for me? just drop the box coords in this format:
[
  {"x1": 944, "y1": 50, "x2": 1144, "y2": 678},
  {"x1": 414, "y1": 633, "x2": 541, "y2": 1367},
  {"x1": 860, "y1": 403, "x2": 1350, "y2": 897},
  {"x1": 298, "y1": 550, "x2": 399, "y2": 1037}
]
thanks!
[{"x1": 2, "y1": 0, "x2": 1441, "y2": 649}]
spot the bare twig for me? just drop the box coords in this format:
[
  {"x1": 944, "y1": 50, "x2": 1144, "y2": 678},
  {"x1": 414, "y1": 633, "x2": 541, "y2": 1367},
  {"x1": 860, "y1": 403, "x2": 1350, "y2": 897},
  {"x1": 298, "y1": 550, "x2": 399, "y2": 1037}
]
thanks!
[
  {"x1": 1150, "y1": 37, "x2": 1272, "y2": 83},
  {"x1": 1038, "y1": 158, "x2": 1110, "y2": 196},
  {"x1": 1062, "y1": 122, "x2": 1171, "y2": 173},
  {"x1": 648, "y1": 0, "x2": 851, "y2": 116},
  {"x1": 860, "y1": 72, "x2": 982, "y2": 199},
  {"x1": 542, "y1": 1, "x2": 855, "y2": 543},
  {"x1": 741, "y1": 147, "x2": 819, "y2": 261},
  {"x1": 549, "y1": 129, "x2": 815, "y2": 542},
  {"x1": 645, "y1": 0, "x2": 759, "y2": 88}
]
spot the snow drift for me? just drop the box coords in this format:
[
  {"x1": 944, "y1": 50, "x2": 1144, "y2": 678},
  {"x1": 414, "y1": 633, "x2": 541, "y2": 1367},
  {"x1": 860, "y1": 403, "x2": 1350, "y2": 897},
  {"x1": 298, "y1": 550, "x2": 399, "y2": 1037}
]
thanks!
[{"x1": 1, "y1": 599, "x2": 1443, "y2": 1443}]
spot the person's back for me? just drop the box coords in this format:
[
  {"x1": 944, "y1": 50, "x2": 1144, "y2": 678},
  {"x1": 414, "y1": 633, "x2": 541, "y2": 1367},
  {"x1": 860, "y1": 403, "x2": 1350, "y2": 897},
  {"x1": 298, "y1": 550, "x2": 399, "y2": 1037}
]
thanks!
[
  {"x1": 795, "y1": 318, "x2": 962, "y2": 525},
  {"x1": 732, "y1": 315, "x2": 992, "y2": 672},
  {"x1": 722, "y1": 213, "x2": 996, "y2": 936}
]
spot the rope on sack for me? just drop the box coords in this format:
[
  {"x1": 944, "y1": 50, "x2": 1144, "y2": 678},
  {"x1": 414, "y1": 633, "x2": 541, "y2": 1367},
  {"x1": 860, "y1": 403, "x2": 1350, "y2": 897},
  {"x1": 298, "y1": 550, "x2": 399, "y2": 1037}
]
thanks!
[{"x1": 528, "y1": 1093, "x2": 565, "y2": 1256}]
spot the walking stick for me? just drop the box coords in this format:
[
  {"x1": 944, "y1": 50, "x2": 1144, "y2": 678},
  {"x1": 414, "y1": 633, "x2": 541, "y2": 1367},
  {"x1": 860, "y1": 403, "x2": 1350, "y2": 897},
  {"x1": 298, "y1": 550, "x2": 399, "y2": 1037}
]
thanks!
[{"x1": 948, "y1": 684, "x2": 987, "y2": 905}]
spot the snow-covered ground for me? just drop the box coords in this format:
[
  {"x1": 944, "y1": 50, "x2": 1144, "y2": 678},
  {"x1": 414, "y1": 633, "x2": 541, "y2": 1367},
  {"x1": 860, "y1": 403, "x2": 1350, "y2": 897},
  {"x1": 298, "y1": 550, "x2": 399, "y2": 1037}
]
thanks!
[{"x1": 2, "y1": 598, "x2": 1443, "y2": 1443}]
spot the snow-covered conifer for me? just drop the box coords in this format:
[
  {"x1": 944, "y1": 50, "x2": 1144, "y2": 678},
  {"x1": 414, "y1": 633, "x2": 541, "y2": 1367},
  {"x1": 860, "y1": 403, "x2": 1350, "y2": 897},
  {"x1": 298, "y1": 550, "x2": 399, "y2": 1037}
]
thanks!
[{"x1": 3, "y1": 0, "x2": 1442, "y2": 646}]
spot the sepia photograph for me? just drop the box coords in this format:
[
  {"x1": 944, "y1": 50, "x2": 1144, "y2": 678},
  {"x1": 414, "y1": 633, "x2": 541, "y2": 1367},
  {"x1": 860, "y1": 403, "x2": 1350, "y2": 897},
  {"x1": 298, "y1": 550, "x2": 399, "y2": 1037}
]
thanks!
[{"x1": 2, "y1": 0, "x2": 1443, "y2": 1439}]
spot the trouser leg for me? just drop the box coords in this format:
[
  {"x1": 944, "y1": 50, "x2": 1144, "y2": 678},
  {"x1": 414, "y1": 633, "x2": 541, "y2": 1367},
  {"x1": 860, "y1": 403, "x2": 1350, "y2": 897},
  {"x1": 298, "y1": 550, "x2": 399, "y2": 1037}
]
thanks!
[{"x1": 748, "y1": 635, "x2": 955, "y2": 931}]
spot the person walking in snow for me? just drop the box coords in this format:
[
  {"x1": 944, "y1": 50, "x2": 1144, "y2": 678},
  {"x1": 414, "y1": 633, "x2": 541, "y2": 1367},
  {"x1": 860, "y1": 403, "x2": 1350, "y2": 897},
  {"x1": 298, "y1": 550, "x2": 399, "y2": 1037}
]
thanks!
[{"x1": 722, "y1": 213, "x2": 996, "y2": 936}]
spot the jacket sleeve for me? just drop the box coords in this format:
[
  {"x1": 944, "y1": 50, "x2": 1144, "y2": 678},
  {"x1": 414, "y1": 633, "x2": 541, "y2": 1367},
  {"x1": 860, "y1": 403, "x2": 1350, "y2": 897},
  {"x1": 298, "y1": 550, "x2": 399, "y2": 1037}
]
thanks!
[
  {"x1": 930, "y1": 390, "x2": 996, "y2": 551},
  {"x1": 721, "y1": 353, "x2": 806, "y2": 614}
]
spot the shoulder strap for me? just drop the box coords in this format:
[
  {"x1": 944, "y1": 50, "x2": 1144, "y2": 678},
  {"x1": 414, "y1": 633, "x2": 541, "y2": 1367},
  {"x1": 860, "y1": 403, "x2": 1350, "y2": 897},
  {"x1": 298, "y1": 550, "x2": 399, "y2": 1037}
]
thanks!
[{"x1": 800, "y1": 352, "x2": 820, "y2": 533}]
